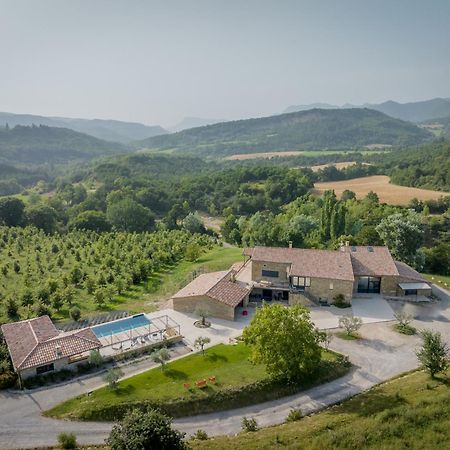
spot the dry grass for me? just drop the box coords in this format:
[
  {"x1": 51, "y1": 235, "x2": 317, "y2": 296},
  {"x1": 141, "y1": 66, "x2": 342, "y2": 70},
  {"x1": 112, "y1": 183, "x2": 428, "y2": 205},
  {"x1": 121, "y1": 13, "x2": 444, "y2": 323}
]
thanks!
[
  {"x1": 224, "y1": 151, "x2": 304, "y2": 160},
  {"x1": 309, "y1": 161, "x2": 372, "y2": 172},
  {"x1": 313, "y1": 175, "x2": 446, "y2": 205}
]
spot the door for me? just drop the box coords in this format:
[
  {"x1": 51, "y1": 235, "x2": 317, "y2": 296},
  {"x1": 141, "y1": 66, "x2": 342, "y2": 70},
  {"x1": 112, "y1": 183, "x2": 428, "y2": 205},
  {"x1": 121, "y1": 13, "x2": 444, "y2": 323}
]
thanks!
[
  {"x1": 262, "y1": 289, "x2": 273, "y2": 300},
  {"x1": 357, "y1": 277, "x2": 381, "y2": 294}
]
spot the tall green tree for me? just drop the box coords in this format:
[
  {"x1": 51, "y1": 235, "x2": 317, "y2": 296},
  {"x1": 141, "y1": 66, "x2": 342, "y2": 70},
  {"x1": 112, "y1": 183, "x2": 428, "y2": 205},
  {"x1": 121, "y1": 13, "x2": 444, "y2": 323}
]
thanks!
[
  {"x1": 25, "y1": 204, "x2": 58, "y2": 233},
  {"x1": 0, "y1": 197, "x2": 25, "y2": 226},
  {"x1": 243, "y1": 304, "x2": 324, "y2": 380},
  {"x1": 106, "y1": 198, "x2": 155, "y2": 232},
  {"x1": 376, "y1": 211, "x2": 424, "y2": 268}
]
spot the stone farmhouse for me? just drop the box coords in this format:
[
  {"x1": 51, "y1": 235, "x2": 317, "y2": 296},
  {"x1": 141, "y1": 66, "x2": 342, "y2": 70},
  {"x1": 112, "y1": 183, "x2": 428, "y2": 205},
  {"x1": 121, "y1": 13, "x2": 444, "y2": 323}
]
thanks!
[{"x1": 171, "y1": 244, "x2": 431, "y2": 320}]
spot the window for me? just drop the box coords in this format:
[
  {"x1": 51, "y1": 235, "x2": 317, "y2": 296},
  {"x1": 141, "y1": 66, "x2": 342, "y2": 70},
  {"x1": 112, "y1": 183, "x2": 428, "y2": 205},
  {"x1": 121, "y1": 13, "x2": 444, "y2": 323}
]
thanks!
[
  {"x1": 290, "y1": 276, "x2": 311, "y2": 289},
  {"x1": 329, "y1": 283, "x2": 334, "y2": 290},
  {"x1": 404, "y1": 289, "x2": 418, "y2": 296},
  {"x1": 36, "y1": 363, "x2": 55, "y2": 375},
  {"x1": 262, "y1": 269, "x2": 279, "y2": 278}
]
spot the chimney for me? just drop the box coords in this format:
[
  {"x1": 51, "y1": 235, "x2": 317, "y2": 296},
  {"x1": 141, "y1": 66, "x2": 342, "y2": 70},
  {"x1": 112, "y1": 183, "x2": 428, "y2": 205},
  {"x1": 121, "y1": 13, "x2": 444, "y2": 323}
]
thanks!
[
  {"x1": 55, "y1": 344, "x2": 62, "y2": 358},
  {"x1": 288, "y1": 241, "x2": 293, "y2": 249},
  {"x1": 230, "y1": 272, "x2": 236, "y2": 283}
]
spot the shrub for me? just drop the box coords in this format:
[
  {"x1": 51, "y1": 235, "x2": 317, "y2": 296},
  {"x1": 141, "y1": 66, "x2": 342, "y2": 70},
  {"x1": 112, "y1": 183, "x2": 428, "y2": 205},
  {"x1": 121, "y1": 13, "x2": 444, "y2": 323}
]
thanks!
[
  {"x1": 416, "y1": 330, "x2": 449, "y2": 378},
  {"x1": 88, "y1": 349, "x2": 104, "y2": 368},
  {"x1": 69, "y1": 306, "x2": 81, "y2": 322},
  {"x1": 333, "y1": 294, "x2": 351, "y2": 308},
  {"x1": 57, "y1": 432, "x2": 78, "y2": 449},
  {"x1": 285, "y1": 407, "x2": 303, "y2": 422},
  {"x1": 107, "y1": 408, "x2": 187, "y2": 450},
  {"x1": 104, "y1": 367, "x2": 124, "y2": 389},
  {"x1": 338, "y1": 316, "x2": 363, "y2": 336},
  {"x1": 241, "y1": 416, "x2": 258, "y2": 432},
  {"x1": 192, "y1": 429, "x2": 209, "y2": 440},
  {"x1": 0, "y1": 371, "x2": 17, "y2": 389},
  {"x1": 394, "y1": 312, "x2": 416, "y2": 335}
]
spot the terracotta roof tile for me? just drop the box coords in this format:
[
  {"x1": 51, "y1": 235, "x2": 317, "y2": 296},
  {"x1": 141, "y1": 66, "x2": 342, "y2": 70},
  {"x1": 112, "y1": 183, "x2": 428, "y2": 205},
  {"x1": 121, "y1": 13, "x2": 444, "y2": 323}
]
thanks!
[
  {"x1": 172, "y1": 270, "x2": 230, "y2": 298},
  {"x1": 246, "y1": 246, "x2": 355, "y2": 281},
  {"x1": 1, "y1": 316, "x2": 101, "y2": 371},
  {"x1": 344, "y1": 246, "x2": 399, "y2": 276}
]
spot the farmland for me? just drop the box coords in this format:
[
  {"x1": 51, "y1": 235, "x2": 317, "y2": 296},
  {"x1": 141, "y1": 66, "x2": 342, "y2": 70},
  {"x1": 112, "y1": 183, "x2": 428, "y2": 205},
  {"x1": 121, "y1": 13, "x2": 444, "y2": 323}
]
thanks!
[{"x1": 313, "y1": 175, "x2": 446, "y2": 205}]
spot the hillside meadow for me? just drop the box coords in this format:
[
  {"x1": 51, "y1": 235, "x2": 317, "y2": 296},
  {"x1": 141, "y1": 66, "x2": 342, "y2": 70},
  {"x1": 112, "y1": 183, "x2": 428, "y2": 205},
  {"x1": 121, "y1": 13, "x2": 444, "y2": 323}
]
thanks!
[{"x1": 313, "y1": 175, "x2": 447, "y2": 205}]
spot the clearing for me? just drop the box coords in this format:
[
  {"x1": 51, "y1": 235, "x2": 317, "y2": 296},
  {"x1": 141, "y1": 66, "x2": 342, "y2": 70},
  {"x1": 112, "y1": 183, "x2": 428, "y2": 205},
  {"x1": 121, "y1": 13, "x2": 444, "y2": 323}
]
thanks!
[
  {"x1": 46, "y1": 343, "x2": 344, "y2": 421},
  {"x1": 309, "y1": 161, "x2": 371, "y2": 172},
  {"x1": 191, "y1": 369, "x2": 450, "y2": 449},
  {"x1": 313, "y1": 175, "x2": 446, "y2": 205},
  {"x1": 224, "y1": 151, "x2": 304, "y2": 160}
]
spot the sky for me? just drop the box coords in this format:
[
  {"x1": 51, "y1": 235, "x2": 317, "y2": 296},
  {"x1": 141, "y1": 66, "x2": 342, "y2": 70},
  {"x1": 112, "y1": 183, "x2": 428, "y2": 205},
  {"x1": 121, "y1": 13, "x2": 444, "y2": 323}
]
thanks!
[{"x1": 1, "y1": 0, "x2": 449, "y2": 127}]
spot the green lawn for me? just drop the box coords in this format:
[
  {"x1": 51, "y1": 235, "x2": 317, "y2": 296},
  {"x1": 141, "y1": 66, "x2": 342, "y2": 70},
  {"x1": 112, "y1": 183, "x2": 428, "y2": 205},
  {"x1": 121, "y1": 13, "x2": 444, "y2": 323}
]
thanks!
[
  {"x1": 191, "y1": 369, "x2": 450, "y2": 450},
  {"x1": 47, "y1": 344, "x2": 267, "y2": 419},
  {"x1": 46, "y1": 343, "x2": 344, "y2": 421},
  {"x1": 423, "y1": 273, "x2": 450, "y2": 290}
]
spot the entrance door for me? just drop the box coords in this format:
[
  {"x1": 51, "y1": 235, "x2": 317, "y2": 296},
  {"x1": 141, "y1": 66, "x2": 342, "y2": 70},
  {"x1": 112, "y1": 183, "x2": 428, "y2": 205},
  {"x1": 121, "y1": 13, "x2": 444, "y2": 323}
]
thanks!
[
  {"x1": 262, "y1": 289, "x2": 273, "y2": 300},
  {"x1": 357, "y1": 277, "x2": 381, "y2": 294}
]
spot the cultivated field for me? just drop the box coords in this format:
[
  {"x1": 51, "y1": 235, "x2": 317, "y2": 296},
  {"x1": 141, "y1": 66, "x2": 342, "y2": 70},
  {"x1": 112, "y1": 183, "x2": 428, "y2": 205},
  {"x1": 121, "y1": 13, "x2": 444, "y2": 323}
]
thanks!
[
  {"x1": 313, "y1": 175, "x2": 446, "y2": 205},
  {"x1": 309, "y1": 161, "x2": 372, "y2": 172},
  {"x1": 224, "y1": 151, "x2": 304, "y2": 160}
]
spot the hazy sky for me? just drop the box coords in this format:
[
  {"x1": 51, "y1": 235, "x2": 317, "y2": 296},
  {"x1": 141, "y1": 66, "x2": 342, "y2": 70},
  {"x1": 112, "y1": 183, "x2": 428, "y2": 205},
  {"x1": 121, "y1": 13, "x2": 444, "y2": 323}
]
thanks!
[{"x1": 1, "y1": 0, "x2": 449, "y2": 126}]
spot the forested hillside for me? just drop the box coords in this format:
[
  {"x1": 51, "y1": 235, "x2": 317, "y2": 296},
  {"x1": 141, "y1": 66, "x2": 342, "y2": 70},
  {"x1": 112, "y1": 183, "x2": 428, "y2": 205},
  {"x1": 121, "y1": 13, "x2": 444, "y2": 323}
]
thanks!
[
  {"x1": 138, "y1": 109, "x2": 432, "y2": 157},
  {"x1": 0, "y1": 125, "x2": 126, "y2": 164},
  {"x1": 0, "y1": 112, "x2": 166, "y2": 143}
]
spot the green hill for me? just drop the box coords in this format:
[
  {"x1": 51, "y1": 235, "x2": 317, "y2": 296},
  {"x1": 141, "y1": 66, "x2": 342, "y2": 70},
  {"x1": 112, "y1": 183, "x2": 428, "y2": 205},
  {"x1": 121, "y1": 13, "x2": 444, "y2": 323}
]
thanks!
[
  {"x1": 137, "y1": 108, "x2": 432, "y2": 157},
  {"x1": 0, "y1": 124, "x2": 126, "y2": 164}
]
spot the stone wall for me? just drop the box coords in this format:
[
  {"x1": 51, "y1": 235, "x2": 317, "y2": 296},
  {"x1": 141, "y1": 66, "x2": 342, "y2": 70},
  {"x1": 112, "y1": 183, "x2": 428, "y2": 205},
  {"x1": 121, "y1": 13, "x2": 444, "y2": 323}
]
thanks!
[
  {"x1": 306, "y1": 277, "x2": 354, "y2": 304},
  {"x1": 172, "y1": 294, "x2": 237, "y2": 321},
  {"x1": 20, "y1": 356, "x2": 76, "y2": 379},
  {"x1": 288, "y1": 291, "x2": 316, "y2": 306},
  {"x1": 250, "y1": 261, "x2": 290, "y2": 284}
]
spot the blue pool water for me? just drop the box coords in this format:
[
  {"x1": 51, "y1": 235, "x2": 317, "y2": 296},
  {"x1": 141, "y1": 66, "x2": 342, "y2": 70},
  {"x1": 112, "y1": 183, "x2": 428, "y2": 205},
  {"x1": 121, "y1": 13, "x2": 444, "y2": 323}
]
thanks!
[{"x1": 92, "y1": 314, "x2": 151, "y2": 338}]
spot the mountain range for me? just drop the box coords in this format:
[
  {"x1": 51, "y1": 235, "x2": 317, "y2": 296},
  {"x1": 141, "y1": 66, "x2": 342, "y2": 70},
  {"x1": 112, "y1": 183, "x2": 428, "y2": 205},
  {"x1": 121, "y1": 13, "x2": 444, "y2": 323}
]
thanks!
[
  {"x1": 138, "y1": 108, "x2": 432, "y2": 157},
  {"x1": 169, "y1": 117, "x2": 226, "y2": 132},
  {"x1": 284, "y1": 98, "x2": 450, "y2": 123},
  {"x1": 0, "y1": 112, "x2": 167, "y2": 143}
]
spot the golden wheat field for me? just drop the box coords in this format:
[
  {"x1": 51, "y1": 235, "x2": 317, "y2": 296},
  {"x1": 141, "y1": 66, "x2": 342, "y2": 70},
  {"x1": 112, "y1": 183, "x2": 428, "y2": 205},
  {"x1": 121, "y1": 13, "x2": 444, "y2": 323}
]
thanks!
[
  {"x1": 313, "y1": 175, "x2": 447, "y2": 205},
  {"x1": 224, "y1": 151, "x2": 304, "y2": 160}
]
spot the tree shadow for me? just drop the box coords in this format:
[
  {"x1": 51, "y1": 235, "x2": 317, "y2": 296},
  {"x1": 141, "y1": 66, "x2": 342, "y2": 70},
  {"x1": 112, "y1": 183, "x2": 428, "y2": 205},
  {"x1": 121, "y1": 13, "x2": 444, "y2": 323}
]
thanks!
[
  {"x1": 163, "y1": 368, "x2": 189, "y2": 380},
  {"x1": 115, "y1": 384, "x2": 136, "y2": 396},
  {"x1": 336, "y1": 391, "x2": 407, "y2": 417},
  {"x1": 204, "y1": 352, "x2": 228, "y2": 362}
]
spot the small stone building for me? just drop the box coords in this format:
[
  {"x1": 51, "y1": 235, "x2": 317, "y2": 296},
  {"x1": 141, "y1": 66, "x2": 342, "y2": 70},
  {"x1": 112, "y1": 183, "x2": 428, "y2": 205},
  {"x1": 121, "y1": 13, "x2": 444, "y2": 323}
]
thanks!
[
  {"x1": 1, "y1": 316, "x2": 101, "y2": 379},
  {"x1": 171, "y1": 269, "x2": 250, "y2": 321}
]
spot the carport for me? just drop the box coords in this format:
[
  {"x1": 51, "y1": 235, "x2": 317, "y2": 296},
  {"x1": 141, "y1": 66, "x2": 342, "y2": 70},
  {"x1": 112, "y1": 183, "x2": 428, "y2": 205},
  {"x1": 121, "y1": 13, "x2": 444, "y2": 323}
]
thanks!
[{"x1": 398, "y1": 282, "x2": 432, "y2": 297}]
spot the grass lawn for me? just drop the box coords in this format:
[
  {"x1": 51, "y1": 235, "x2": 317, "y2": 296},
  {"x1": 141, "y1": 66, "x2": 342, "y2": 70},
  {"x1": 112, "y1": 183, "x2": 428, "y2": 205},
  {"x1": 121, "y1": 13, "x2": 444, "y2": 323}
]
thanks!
[
  {"x1": 423, "y1": 273, "x2": 450, "y2": 290},
  {"x1": 191, "y1": 369, "x2": 450, "y2": 449},
  {"x1": 46, "y1": 343, "x2": 345, "y2": 421}
]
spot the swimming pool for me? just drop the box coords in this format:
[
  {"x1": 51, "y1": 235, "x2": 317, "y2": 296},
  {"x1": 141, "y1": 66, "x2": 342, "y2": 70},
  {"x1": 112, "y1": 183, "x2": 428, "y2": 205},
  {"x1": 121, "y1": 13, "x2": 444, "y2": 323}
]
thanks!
[{"x1": 92, "y1": 314, "x2": 151, "y2": 338}]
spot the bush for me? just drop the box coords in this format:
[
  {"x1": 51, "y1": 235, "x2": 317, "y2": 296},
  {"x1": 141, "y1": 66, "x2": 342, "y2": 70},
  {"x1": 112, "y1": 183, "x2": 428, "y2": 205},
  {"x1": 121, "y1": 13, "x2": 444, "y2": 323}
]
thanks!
[
  {"x1": 333, "y1": 294, "x2": 351, "y2": 308},
  {"x1": 69, "y1": 306, "x2": 81, "y2": 322},
  {"x1": 107, "y1": 408, "x2": 187, "y2": 450},
  {"x1": 241, "y1": 416, "x2": 258, "y2": 432},
  {"x1": 192, "y1": 429, "x2": 209, "y2": 440},
  {"x1": 338, "y1": 315, "x2": 363, "y2": 336},
  {"x1": 416, "y1": 330, "x2": 449, "y2": 378},
  {"x1": 57, "y1": 432, "x2": 78, "y2": 449},
  {"x1": 285, "y1": 407, "x2": 303, "y2": 422},
  {"x1": 104, "y1": 367, "x2": 124, "y2": 389},
  {"x1": 0, "y1": 371, "x2": 17, "y2": 389}
]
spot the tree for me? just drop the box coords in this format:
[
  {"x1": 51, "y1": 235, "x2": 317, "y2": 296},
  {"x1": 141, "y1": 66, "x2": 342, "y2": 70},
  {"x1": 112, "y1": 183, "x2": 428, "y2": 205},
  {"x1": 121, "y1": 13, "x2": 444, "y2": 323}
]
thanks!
[
  {"x1": 242, "y1": 304, "x2": 324, "y2": 380},
  {"x1": 5, "y1": 297, "x2": 19, "y2": 320},
  {"x1": 185, "y1": 242, "x2": 201, "y2": 262},
  {"x1": 376, "y1": 211, "x2": 424, "y2": 268},
  {"x1": 70, "y1": 210, "x2": 111, "y2": 232},
  {"x1": 416, "y1": 330, "x2": 449, "y2": 378},
  {"x1": 182, "y1": 212, "x2": 205, "y2": 234},
  {"x1": 88, "y1": 349, "x2": 104, "y2": 368},
  {"x1": 341, "y1": 190, "x2": 356, "y2": 201},
  {"x1": 104, "y1": 367, "x2": 124, "y2": 389},
  {"x1": 69, "y1": 306, "x2": 81, "y2": 322},
  {"x1": 106, "y1": 198, "x2": 155, "y2": 232},
  {"x1": 194, "y1": 336, "x2": 211, "y2": 355},
  {"x1": 107, "y1": 408, "x2": 187, "y2": 450},
  {"x1": 152, "y1": 347, "x2": 170, "y2": 370},
  {"x1": 0, "y1": 197, "x2": 25, "y2": 226},
  {"x1": 338, "y1": 316, "x2": 363, "y2": 336},
  {"x1": 195, "y1": 305, "x2": 210, "y2": 327},
  {"x1": 25, "y1": 205, "x2": 58, "y2": 233}
]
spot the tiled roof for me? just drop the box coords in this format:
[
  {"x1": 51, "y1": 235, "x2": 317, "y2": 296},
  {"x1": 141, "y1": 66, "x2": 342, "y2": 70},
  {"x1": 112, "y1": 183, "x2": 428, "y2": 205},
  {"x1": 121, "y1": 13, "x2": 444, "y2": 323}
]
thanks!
[
  {"x1": 172, "y1": 270, "x2": 230, "y2": 298},
  {"x1": 344, "y1": 246, "x2": 399, "y2": 276},
  {"x1": 395, "y1": 261, "x2": 426, "y2": 282},
  {"x1": 1, "y1": 316, "x2": 101, "y2": 371},
  {"x1": 172, "y1": 269, "x2": 250, "y2": 307},
  {"x1": 246, "y1": 246, "x2": 355, "y2": 281}
]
